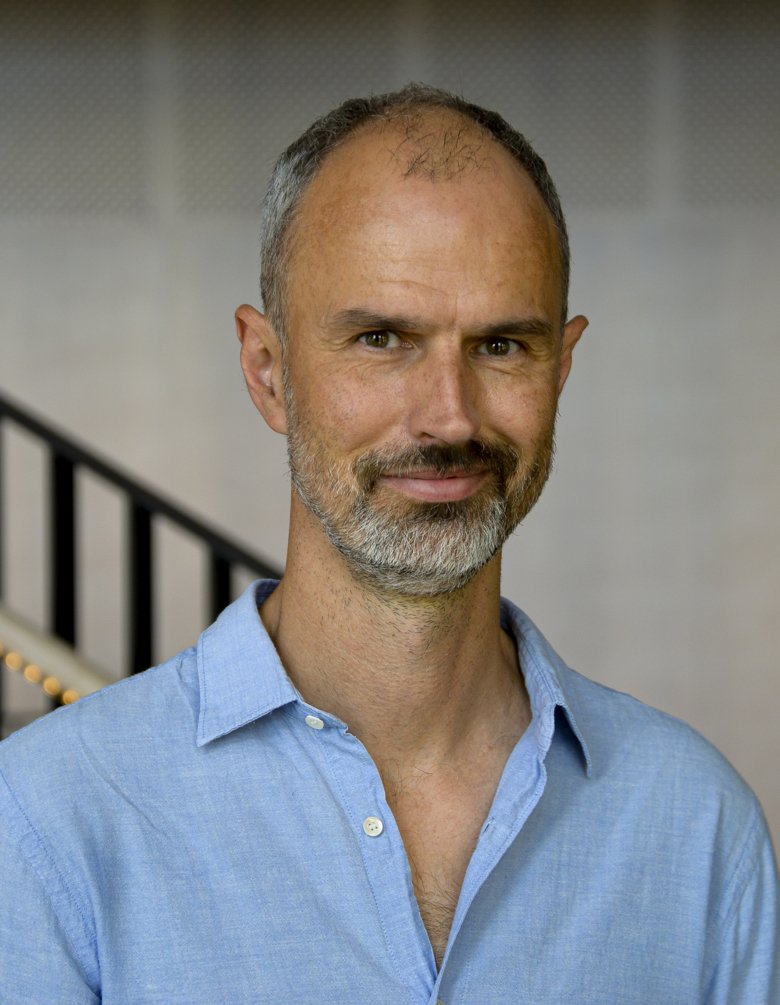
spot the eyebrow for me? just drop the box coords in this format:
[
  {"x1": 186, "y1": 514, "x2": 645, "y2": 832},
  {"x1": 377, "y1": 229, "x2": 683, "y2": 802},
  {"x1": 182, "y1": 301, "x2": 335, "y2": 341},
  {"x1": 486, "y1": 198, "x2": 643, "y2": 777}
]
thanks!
[{"x1": 329, "y1": 307, "x2": 556, "y2": 340}]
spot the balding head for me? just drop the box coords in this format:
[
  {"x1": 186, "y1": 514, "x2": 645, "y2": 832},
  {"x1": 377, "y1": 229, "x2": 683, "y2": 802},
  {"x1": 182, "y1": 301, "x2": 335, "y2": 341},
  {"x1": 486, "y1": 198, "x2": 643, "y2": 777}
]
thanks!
[{"x1": 259, "y1": 84, "x2": 570, "y2": 340}]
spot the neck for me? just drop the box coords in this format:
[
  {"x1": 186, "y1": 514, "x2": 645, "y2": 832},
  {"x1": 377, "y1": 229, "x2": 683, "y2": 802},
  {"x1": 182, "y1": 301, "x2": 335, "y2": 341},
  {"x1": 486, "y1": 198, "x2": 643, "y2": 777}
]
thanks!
[{"x1": 260, "y1": 496, "x2": 529, "y2": 773}]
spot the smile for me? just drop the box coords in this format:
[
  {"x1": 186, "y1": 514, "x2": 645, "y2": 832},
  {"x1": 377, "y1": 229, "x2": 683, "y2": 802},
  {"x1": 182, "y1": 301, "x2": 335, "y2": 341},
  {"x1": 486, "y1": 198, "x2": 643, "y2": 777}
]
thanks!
[{"x1": 379, "y1": 469, "x2": 490, "y2": 503}]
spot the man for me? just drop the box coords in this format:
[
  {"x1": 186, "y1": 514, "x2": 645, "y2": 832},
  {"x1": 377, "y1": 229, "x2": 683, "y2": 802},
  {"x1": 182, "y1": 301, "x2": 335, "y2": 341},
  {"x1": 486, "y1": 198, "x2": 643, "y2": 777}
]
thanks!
[{"x1": 0, "y1": 85, "x2": 777, "y2": 1003}]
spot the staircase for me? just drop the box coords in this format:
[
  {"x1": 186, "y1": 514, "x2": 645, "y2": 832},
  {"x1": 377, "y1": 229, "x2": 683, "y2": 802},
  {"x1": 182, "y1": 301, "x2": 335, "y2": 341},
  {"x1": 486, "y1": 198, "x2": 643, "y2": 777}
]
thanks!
[{"x1": 0, "y1": 391, "x2": 281, "y2": 737}]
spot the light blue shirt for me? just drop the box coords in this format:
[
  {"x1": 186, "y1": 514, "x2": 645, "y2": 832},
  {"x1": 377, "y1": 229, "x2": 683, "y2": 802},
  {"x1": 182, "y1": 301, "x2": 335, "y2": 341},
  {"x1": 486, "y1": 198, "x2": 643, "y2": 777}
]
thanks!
[{"x1": 0, "y1": 580, "x2": 777, "y2": 1003}]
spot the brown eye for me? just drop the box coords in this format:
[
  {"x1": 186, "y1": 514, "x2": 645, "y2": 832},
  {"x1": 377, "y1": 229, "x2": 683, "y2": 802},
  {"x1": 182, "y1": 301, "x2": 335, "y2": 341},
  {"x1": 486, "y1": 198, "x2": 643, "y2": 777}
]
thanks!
[
  {"x1": 359, "y1": 330, "x2": 400, "y2": 349},
  {"x1": 483, "y1": 337, "x2": 514, "y2": 356}
]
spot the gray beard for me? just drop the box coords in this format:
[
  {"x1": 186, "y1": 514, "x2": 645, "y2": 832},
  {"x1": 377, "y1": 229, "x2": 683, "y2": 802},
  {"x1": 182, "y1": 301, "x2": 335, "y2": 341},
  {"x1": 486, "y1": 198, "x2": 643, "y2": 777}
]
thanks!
[
  {"x1": 286, "y1": 416, "x2": 555, "y2": 597},
  {"x1": 313, "y1": 484, "x2": 512, "y2": 596}
]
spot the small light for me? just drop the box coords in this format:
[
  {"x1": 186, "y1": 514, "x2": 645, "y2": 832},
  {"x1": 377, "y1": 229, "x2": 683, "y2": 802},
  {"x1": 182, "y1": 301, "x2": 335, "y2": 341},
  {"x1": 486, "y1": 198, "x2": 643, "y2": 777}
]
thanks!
[
  {"x1": 62, "y1": 689, "x2": 80, "y2": 705},
  {"x1": 43, "y1": 676, "x2": 62, "y2": 698},
  {"x1": 24, "y1": 664, "x2": 43, "y2": 684},
  {"x1": 5, "y1": 651, "x2": 23, "y2": 672}
]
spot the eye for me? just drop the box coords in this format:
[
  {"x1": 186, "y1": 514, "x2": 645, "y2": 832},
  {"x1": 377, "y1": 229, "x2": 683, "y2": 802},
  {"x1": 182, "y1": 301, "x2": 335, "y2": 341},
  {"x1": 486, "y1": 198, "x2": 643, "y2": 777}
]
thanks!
[
  {"x1": 358, "y1": 330, "x2": 403, "y2": 349},
  {"x1": 478, "y1": 337, "x2": 524, "y2": 357}
]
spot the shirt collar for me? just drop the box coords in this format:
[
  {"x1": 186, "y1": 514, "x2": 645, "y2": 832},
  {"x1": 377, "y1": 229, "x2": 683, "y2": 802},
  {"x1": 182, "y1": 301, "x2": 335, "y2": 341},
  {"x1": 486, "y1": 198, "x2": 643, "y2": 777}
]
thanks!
[
  {"x1": 196, "y1": 580, "x2": 296, "y2": 746},
  {"x1": 500, "y1": 597, "x2": 593, "y2": 777},
  {"x1": 197, "y1": 580, "x2": 593, "y2": 775}
]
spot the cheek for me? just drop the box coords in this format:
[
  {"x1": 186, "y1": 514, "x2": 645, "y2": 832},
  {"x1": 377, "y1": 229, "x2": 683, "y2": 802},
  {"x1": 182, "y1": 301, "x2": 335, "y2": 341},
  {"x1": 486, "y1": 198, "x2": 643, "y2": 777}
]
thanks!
[
  {"x1": 295, "y1": 371, "x2": 396, "y2": 455},
  {"x1": 485, "y1": 375, "x2": 559, "y2": 440}
]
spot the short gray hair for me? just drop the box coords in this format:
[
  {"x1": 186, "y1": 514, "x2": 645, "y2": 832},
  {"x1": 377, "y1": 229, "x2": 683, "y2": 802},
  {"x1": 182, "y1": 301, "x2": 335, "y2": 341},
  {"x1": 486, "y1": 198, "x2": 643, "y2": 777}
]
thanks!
[{"x1": 260, "y1": 82, "x2": 570, "y2": 338}]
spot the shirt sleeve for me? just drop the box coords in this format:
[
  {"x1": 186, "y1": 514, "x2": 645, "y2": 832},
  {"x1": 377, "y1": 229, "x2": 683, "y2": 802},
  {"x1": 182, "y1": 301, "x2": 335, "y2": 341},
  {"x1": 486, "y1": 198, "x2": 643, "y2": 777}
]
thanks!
[
  {"x1": 705, "y1": 807, "x2": 780, "y2": 1004},
  {"x1": 0, "y1": 773, "x2": 100, "y2": 1004}
]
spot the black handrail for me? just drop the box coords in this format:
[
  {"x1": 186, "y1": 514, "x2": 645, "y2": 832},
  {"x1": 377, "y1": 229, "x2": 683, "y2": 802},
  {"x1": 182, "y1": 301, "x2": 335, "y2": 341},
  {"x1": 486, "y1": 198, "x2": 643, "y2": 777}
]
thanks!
[{"x1": 0, "y1": 391, "x2": 282, "y2": 729}]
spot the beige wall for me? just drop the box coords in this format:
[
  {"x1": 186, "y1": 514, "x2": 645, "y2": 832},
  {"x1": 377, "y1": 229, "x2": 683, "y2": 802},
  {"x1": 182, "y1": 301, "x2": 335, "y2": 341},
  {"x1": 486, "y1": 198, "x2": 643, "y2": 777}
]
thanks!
[{"x1": 1, "y1": 0, "x2": 778, "y2": 843}]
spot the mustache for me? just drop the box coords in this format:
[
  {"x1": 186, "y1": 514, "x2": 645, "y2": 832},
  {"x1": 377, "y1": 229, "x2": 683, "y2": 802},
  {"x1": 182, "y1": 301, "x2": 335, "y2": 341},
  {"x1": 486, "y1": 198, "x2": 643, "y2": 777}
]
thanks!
[{"x1": 354, "y1": 440, "x2": 520, "y2": 492}]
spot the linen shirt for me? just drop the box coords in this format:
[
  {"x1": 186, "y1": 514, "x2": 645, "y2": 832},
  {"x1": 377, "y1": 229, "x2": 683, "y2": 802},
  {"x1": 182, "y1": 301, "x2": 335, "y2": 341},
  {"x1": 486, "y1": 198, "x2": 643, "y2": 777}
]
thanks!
[{"x1": 0, "y1": 580, "x2": 777, "y2": 1004}]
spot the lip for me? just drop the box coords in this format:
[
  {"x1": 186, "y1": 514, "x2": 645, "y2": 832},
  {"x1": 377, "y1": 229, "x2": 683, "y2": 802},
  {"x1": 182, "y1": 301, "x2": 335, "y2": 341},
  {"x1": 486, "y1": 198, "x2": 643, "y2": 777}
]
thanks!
[{"x1": 380, "y1": 469, "x2": 489, "y2": 502}]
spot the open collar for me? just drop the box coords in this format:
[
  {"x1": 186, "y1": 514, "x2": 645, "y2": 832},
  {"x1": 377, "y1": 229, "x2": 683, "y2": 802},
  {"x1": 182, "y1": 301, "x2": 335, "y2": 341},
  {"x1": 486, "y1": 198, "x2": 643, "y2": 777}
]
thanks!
[{"x1": 197, "y1": 579, "x2": 593, "y2": 776}]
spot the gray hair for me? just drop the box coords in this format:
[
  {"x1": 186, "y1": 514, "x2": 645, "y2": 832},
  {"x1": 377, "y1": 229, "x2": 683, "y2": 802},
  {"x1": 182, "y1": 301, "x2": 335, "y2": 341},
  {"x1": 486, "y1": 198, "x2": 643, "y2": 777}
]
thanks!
[{"x1": 260, "y1": 82, "x2": 570, "y2": 339}]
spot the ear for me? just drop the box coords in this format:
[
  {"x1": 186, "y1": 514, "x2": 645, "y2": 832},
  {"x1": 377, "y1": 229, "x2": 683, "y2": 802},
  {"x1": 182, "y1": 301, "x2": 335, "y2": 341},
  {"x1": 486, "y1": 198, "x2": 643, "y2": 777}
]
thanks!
[
  {"x1": 558, "y1": 314, "x2": 588, "y2": 393},
  {"x1": 235, "y1": 304, "x2": 288, "y2": 435}
]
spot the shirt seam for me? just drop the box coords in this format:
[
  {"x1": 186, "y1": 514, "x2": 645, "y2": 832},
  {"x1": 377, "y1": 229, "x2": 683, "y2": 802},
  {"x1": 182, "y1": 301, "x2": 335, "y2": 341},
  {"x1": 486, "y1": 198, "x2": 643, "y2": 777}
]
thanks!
[
  {"x1": 0, "y1": 767, "x2": 98, "y2": 989},
  {"x1": 702, "y1": 798, "x2": 766, "y2": 995}
]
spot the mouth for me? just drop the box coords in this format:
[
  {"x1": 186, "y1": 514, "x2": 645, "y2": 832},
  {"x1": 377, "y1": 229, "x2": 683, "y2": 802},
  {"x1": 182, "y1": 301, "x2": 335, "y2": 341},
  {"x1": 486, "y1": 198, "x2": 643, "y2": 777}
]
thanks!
[{"x1": 379, "y1": 468, "x2": 490, "y2": 503}]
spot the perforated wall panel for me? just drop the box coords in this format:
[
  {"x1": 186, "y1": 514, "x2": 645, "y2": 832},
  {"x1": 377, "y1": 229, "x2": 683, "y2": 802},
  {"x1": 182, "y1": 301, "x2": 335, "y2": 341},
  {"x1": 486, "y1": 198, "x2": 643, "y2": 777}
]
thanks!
[
  {"x1": 682, "y1": 0, "x2": 780, "y2": 204},
  {"x1": 176, "y1": 0, "x2": 401, "y2": 212},
  {"x1": 428, "y1": 0, "x2": 653, "y2": 207},
  {"x1": 1, "y1": 0, "x2": 778, "y2": 215},
  {"x1": 0, "y1": 1, "x2": 146, "y2": 214}
]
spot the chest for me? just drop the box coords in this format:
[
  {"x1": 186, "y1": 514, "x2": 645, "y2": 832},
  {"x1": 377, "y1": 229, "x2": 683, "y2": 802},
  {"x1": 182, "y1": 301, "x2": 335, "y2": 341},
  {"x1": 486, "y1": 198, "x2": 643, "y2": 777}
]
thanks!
[
  {"x1": 386, "y1": 770, "x2": 503, "y2": 966},
  {"x1": 46, "y1": 727, "x2": 718, "y2": 1003}
]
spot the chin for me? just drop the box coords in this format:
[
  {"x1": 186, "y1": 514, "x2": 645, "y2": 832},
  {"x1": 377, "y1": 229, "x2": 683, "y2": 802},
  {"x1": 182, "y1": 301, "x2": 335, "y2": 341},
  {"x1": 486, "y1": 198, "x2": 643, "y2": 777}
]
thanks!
[{"x1": 332, "y1": 531, "x2": 503, "y2": 599}]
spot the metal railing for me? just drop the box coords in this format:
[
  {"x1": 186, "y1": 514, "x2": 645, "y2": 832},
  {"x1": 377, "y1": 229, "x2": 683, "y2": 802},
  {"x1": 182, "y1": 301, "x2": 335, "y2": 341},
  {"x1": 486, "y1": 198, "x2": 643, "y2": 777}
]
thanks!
[{"x1": 0, "y1": 391, "x2": 281, "y2": 730}]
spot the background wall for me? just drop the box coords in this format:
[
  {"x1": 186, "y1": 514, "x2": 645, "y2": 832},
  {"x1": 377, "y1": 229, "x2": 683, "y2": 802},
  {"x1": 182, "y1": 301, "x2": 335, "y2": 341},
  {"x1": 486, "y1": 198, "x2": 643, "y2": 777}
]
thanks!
[{"x1": 1, "y1": 0, "x2": 778, "y2": 842}]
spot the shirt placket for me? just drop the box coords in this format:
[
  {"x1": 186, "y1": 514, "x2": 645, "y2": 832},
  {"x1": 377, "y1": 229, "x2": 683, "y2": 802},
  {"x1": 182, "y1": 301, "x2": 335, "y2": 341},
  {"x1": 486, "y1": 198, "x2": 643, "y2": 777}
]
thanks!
[
  {"x1": 431, "y1": 717, "x2": 553, "y2": 1002},
  {"x1": 297, "y1": 703, "x2": 437, "y2": 1004}
]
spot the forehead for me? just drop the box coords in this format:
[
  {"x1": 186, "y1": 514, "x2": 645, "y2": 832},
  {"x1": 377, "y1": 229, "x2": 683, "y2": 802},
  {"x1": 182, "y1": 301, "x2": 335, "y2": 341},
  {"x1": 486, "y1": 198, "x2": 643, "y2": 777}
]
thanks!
[{"x1": 285, "y1": 110, "x2": 563, "y2": 325}]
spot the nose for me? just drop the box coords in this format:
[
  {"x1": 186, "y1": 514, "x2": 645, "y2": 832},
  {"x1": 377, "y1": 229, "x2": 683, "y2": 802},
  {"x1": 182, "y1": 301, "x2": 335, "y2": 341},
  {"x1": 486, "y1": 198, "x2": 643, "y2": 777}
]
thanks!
[{"x1": 407, "y1": 345, "x2": 481, "y2": 445}]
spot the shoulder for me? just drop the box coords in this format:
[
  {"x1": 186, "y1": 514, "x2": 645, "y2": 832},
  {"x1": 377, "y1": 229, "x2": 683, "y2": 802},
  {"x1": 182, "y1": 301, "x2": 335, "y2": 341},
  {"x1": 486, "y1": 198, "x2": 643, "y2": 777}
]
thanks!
[
  {"x1": 505, "y1": 596, "x2": 757, "y2": 808},
  {"x1": 563, "y1": 663, "x2": 749, "y2": 791},
  {"x1": 504, "y1": 593, "x2": 772, "y2": 875},
  {"x1": 560, "y1": 665, "x2": 772, "y2": 882},
  {"x1": 0, "y1": 644, "x2": 199, "y2": 812}
]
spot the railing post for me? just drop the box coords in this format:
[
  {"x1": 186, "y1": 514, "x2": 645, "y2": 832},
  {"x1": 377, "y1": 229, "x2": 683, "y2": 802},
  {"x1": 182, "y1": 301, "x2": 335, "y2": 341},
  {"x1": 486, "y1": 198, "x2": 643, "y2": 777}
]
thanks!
[
  {"x1": 209, "y1": 552, "x2": 231, "y2": 621},
  {"x1": 0, "y1": 393, "x2": 280, "y2": 725},
  {"x1": 50, "y1": 451, "x2": 77, "y2": 646},
  {"x1": 0, "y1": 411, "x2": 5, "y2": 603},
  {"x1": 0, "y1": 413, "x2": 4, "y2": 735},
  {"x1": 128, "y1": 500, "x2": 153, "y2": 675}
]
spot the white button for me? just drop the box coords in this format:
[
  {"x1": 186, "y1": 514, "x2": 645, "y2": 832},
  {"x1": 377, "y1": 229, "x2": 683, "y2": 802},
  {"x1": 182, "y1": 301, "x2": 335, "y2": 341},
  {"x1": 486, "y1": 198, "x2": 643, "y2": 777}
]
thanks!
[
  {"x1": 304, "y1": 714, "x2": 324, "y2": 730},
  {"x1": 363, "y1": 816, "x2": 384, "y2": 837}
]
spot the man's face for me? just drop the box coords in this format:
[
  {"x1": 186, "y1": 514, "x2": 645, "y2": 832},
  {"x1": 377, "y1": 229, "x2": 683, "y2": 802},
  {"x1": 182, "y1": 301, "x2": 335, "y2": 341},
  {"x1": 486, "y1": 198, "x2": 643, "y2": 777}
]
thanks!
[{"x1": 276, "y1": 115, "x2": 584, "y2": 596}]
